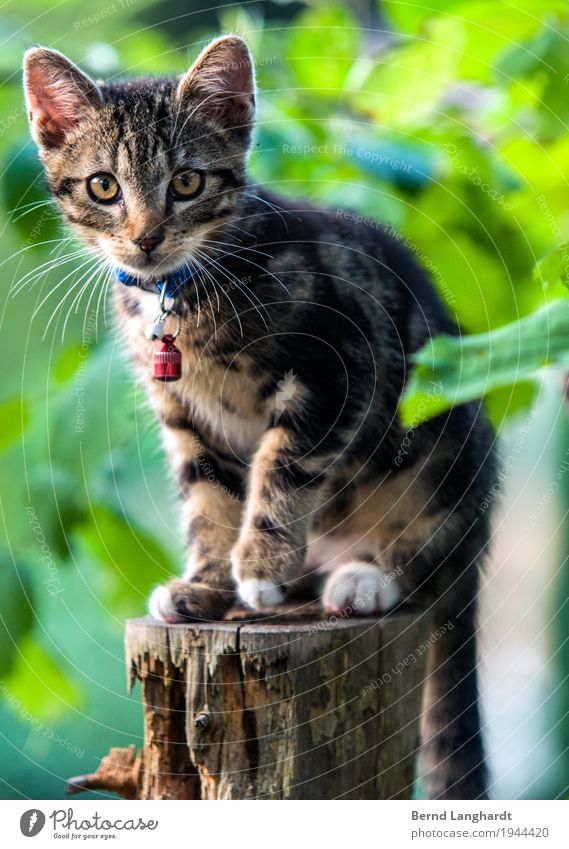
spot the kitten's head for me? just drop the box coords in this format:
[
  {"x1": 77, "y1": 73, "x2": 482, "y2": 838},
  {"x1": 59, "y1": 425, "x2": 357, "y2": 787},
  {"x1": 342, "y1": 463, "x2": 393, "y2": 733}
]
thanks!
[{"x1": 23, "y1": 36, "x2": 255, "y2": 278}]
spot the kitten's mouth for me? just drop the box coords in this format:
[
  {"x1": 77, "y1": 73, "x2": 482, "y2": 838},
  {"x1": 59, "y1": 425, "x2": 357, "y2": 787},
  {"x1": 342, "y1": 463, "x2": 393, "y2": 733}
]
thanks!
[
  {"x1": 113, "y1": 251, "x2": 187, "y2": 280},
  {"x1": 125, "y1": 253, "x2": 161, "y2": 272}
]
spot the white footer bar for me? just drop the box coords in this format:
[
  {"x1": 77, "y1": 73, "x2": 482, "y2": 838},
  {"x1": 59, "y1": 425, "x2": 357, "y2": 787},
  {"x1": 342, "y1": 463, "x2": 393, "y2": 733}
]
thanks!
[{"x1": 3, "y1": 799, "x2": 568, "y2": 848}]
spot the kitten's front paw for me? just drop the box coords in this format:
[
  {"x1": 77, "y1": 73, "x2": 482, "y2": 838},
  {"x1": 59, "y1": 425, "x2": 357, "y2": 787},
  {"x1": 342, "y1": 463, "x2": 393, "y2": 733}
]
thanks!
[
  {"x1": 231, "y1": 537, "x2": 294, "y2": 609},
  {"x1": 237, "y1": 578, "x2": 285, "y2": 609},
  {"x1": 322, "y1": 562, "x2": 401, "y2": 615},
  {"x1": 149, "y1": 579, "x2": 232, "y2": 622}
]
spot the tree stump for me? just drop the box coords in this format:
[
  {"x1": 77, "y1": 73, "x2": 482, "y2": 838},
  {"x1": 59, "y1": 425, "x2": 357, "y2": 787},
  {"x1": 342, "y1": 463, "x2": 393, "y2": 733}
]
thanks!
[{"x1": 68, "y1": 605, "x2": 432, "y2": 800}]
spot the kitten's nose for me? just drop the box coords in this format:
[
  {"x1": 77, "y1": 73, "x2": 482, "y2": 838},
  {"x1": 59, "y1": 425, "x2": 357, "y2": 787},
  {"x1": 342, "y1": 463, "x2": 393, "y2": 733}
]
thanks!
[{"x1": 133, "y1": 235, "x2": 164, "y2": 254}]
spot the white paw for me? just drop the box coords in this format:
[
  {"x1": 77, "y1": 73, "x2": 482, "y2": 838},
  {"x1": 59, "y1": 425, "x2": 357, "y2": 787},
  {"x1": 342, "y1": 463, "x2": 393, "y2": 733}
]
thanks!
[
  {"x1": 322, "y1": 562, "x2": 401, "y2": 615},
  {"x1": 237, "y1": 578, "x2": 285, "y2": 609},
  {"x1": 148, "y1": 585, "x2": 182, "y2": 623}
]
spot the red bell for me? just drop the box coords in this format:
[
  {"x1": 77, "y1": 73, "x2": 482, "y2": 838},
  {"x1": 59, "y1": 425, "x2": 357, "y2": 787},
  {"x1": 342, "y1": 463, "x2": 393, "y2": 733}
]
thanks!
[{"x1": 154, "y1": 334, "x2": 182, "y2": 382}]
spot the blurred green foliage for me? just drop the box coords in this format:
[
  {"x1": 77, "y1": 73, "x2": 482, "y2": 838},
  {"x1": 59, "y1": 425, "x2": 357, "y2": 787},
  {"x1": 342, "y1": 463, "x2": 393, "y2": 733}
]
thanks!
[{"x1": 2, "y1": 0, "x2": 569, "y2": 799}]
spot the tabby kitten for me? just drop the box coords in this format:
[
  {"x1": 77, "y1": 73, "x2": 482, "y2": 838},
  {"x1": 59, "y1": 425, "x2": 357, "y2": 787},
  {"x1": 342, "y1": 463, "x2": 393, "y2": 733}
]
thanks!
[{"x1": 24, "y1": 36, "x2": 496, "y2": 800}]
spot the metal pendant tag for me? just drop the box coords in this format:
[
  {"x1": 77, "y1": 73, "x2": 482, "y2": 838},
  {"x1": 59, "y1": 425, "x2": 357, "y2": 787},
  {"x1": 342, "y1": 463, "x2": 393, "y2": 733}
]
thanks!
[{"x1": 145, "y1": 319, "x2": 166, "y2": 341}]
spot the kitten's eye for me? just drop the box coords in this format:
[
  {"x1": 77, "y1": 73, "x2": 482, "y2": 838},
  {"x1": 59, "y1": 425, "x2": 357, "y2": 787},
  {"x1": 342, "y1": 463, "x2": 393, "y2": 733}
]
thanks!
[
  {"x1": 87, "y1": 173, "x2": 121, "y2": 204},
  {"x1": 169, "y1": 169, "x2": 204, "y2": 200}
]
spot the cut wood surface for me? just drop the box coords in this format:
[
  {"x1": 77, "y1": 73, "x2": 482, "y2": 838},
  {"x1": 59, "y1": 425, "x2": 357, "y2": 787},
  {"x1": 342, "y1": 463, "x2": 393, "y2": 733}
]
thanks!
[{"x1": 68, "y1": 604, "x2": 433, "y2": 800}]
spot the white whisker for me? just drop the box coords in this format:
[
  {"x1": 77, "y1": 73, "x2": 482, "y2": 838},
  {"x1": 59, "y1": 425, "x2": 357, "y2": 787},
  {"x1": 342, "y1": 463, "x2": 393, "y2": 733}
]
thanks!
[
  {"x1": 191, "y1": 254, "x2": 243, "y2": 338},
  {"x1": 38, "y1": 264, "x2": 98, "y2": 341},
  {"x1": 193, "y1": 246, "x2": 270, "y2": 331},
  {"x1": 82, "y1": 260, "x2": 111, "y2": 339},
  {"x1": 31, "y1": 255, "x2": 99, "y2": 323},
  {"x1": 11, "y1": 249, "x2": 91, "y2": 297},
  {"x1": 60, "y1": 262, "x2": 107, "y2": 342}
]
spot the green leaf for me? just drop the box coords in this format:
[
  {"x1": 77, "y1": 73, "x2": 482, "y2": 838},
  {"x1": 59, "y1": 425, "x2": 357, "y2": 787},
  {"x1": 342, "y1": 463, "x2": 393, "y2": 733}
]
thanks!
[
  {"x1": 0, "y1": 559, "x2": 34, "y2": 677},
  {"x1": 533, "y1": 247, "x2": 569, "y2": 300},
  {"x1": 351, "y1": 18, "x2": 462, "y2": 129},
  {"x1": 52, "y1": 344, "x2": 87, "y2": 385},
  {"x1": 484, "y1": 379, "x2": 539, "y2": 428},
  {"x1": 288, "y1": 6, "x2": 361, "y2": 97},
  {"x1": 0, "y1": 397, "x2": 28, "y2": 452},
  {"x1": 5, "y1": 635, "x2": 83, "y2": 721},
  {"x1": 75, "y1": 504, "x2": 176, "y2": 612},
  {"x1": 382, "y1": 0, "x2": 460, "y2": 33},
  {"x1": 400, "y1": 300, "x2": 569, "y2": 425},
  {"x1": 27, "y1": 471, "x2": 87, "y2": 561},
  {"x1": 456, "y1": 1, "x2": 545, "y2": 83},
  {"x1": 496, "y1": 25, "x2": 569, "y2": 140}
]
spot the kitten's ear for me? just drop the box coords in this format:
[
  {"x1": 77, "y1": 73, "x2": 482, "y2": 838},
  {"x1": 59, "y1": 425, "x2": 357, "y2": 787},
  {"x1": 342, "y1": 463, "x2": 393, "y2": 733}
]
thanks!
[
  {"x1": 23, "y1": 47, "x2": 101, "y2": 149},
  {"x1": 176, "y1": 35, "x2": 255, "y2": 133}
]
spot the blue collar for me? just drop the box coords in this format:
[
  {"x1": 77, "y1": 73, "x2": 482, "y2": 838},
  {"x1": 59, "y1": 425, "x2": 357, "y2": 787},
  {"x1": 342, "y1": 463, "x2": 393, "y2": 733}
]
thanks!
[{"x1": 115, "y1": 262, "x2": 197, "y2": 298}]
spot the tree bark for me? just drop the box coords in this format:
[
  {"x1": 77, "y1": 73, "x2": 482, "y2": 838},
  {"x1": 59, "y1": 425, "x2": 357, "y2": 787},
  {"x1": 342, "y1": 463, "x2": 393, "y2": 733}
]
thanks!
[{"x1": 69, "y1": 605, "x2": 432, "y2": 800}]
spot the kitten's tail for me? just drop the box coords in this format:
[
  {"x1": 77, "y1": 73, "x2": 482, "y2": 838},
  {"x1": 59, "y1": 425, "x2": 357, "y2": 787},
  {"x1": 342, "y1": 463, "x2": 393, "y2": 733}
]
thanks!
[{"x1": 420, "y1": 581, "x2": 488, "y2": 800}]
